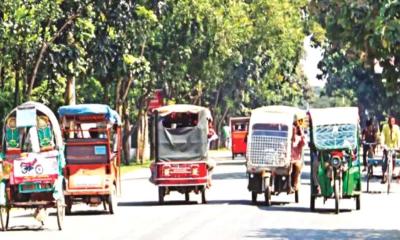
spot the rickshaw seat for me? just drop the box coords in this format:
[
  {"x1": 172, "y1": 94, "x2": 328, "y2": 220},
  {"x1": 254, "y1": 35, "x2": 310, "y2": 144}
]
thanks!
[
  {"x1": 5, "y1": 117, "x2": 20, "y2": 151},
  {"x1": 37, "y1": 116, "x2": 54, "y2": 152},
  {"x1": 65, "y1": 139, "x2": 109, "y2": 164}
]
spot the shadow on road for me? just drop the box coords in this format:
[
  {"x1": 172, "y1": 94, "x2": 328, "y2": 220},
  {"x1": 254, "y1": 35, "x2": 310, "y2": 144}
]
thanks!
[
  {"x1": 212, "y1": 172, "x2": 247, "y2": 180},
  {"x1": 216, "y1": 160, "x2": 245, "y2": 166},
  {"x1": 245, "y1": 228, "x2": 400, "y2": 239}
]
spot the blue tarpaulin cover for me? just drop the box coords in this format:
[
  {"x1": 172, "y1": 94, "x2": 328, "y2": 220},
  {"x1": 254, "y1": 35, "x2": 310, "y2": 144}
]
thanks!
[{"x1": 58, "y1": 104, "x2": 121, "y2": 125}]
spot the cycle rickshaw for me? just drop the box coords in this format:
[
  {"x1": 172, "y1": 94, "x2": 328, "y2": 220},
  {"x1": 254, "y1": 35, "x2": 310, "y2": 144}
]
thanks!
[
  {"x1": 58, "y1": 104, "x2": 122, "y2": 214},
  {"x1": 150, "y1": 104, "x2": 214, "y2": 204},
  {"x1": 309, "y1": 107, "x2": 361, "y2": 214},
  {"x1": 0, "y1": 101, "x2": 65, "y2": 230},
  {"x1": 247, "y1": 106, "x2": 306, "y2": 206}
]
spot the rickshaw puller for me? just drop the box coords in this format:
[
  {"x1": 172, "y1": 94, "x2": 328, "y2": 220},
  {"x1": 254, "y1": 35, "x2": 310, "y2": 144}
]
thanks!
[{"x1": 380, "y1": 116, "x2": 400, "y2": 183}]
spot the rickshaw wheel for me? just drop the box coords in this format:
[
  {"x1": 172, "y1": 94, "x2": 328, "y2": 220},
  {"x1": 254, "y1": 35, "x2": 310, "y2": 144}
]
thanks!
[
  {"x1": 201, "y1": 189, "x2": 207, "y2": 204},
  {"x1": 158, "y1": 187, "x2": 165, "y2": 204},
  {"x1": 334, "y1": 180, "x2": 339, "y2": 214},
  {"x1": 264, "y1": 187, "x2": 271, "y2": 206},
  {"x1": 56, "y1": 199, "x2": 65, "y2": 231},
  {"x1": 108, "y1": 186, "x2": 117, "y2": 214},
  {"x1": 185, "y1": 192, "x2": 190, "y2": 202},
  {"x1": 65, "y1": 197, "x2": 72, "y2": 215},
  {"x1": 0, "y1": 207, "x2": 5, "y2": 231},
  {"x1": 355, "y1": 195, "x2": 361, "y2": 210},
  {"x1": 310, "y1": 195, "x2": 316, "y2": 211},
  {"x1": 251, "y1": 192, "x2": 257, "y2": 204},
  {"x1": 294, "y1": 190, "x2": 299, "y2": 203}
]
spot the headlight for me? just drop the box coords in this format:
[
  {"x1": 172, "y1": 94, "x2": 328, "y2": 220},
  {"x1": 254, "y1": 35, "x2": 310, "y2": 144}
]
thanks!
[{"x1": 330, "y1": 156, "x2": 341, "y2": 168}]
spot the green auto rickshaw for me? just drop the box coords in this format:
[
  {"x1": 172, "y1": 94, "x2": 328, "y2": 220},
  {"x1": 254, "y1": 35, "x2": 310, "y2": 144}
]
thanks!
[{"x1": 308, "y1": 107, "x2": 361, "y2": 214}]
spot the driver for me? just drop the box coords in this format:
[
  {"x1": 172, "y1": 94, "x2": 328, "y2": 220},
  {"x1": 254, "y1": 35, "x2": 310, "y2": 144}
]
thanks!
[{"x1": 380, "y1": 116, "x2": 400, "y2": 183}]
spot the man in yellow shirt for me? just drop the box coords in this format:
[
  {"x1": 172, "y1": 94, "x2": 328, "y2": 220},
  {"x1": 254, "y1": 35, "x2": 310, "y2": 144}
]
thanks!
[{"x1": 380, "y1": 116, "x2": 400, "y2": 183}]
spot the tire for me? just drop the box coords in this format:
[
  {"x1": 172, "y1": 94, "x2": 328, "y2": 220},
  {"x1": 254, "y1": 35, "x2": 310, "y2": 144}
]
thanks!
[
  {"x1": 107, "y1": 186, "x2": 117, "y2": 214},
  {"x1": 356, "y1": 195, "x2": 360, "y2": 210},
  {"x1": 0, "y1": 207, "x2": 5, "y2": 231},
  {"x1": 65, "y1": 197, "x2": 72, "y2": 215},
  {"x1": 295, "y1": 190, "x2": 299, "y2": 203},
  {"x1": 366, "y1": 165, "x2": 372, "y2": 193},
  {"x1": 334, "y1": 180, "x2": 340, "y2": 214},
  {"x1": 158, "y1": 187, "x2": 165, "y2": 204},
  {"x1": 264, "y1": 186, "x2": 271, "y2": 206},
  {"x1": 56, "y1": 199, "x2": 65, "y2": 231},
  {"x1": 387, "y1": 157, "x2": 392, "y2": 194},
  {"x1": 251, "y1": 191, "x2": 257, "y2": 204},
  {"x1": 310, "y1": 195, "x2": 315, "y2": 211},
  {"x1": 185, "y1": 192, "x2": 190, "y2": 202},
  {"x1": 201, "y1": 189, "x2": 207, "y2": 204},
  {"x1": 232, "y1": 154, "x2": 235, "y2": 160},
  {"x1": 5, "y1": 207, "x2": 10, "y2": 230}
]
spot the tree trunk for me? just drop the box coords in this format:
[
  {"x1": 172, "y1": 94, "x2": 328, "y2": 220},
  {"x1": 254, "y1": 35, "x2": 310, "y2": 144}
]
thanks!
[
  {"x1": 65, "y1": 75, "x2": 76, "y2": 105},
  {"x1": 136, "y1": 111, "x2": 149, "y2": 164},
  {"x1": 14, "y1": 68, "x2": 20, "y2": 107},
  {"x1": 122, "y1": 101, "x2": 131, "y2": 165}
]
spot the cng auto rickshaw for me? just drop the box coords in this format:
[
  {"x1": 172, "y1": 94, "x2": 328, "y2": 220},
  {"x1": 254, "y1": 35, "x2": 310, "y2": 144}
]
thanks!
[
  {"x1": 230, "y1": 117, "x2": 250, "y2": 159},
  {"x1": 247, "y1": 106, "x2": 305, "y2": 206},
  {"x1": 58, "y1": 104, "x2": 122, "y2": 214},
  {"x1": 150, "y1": 104, "x2": 214, "y2": 204},
  {"x1": 308, "y1": 107, "x2": 361, "y2": 214},
  {"x1": 0, "y1": 102, "x2": 65, "y2": 230}
]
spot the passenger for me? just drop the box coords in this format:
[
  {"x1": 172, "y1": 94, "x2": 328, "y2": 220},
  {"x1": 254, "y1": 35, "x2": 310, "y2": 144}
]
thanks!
[
  {"x1": 290, "y1": 116, "x2": 306, "y2": 194},
  {"x1": 361, "y1": 118, "x2": 378, "y2": 172},
  {"x1": 380, "y1": 116, "x2": 400, "y2": 183}
]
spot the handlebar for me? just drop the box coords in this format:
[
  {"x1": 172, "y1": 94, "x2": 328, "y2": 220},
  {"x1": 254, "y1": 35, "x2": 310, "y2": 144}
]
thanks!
[{"x1": 362, "y1": 141, "x2": 376, "y2": 146}]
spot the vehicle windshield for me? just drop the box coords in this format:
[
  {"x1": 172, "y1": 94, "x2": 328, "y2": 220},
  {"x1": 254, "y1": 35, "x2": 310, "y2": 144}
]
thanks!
[
  {"x1": 162, "y1": 112, "x2": 198, "y2": 129},
  {"x1": 252, "y1": 123, "x2": 288, "y2": 137},
  {"x1": 314, "y1": 123, "x2": 357, "y2": 149}
]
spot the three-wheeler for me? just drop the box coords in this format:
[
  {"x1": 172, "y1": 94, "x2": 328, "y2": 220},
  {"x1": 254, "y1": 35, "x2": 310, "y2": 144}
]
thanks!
[
  {"x1": 58, "y1": 104, "x2": 122, "y2": 214},
  {"x1": 230, "y1": 117, "x2": 250, "y2": 159},
  {"x1": 150, "y1": 104, "x2": 214, "y2": 204},
  {"x1": 308, "y1": 107, "x2": 361, "y2": 214},
  {"x1": 0, "y1": 101, "x2": 65, "y2": 230}
]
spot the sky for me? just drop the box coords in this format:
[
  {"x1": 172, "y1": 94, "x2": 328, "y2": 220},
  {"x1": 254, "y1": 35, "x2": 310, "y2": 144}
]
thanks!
[{"x1": 301, "y1": 36, "x2": 325, "y2": 87}]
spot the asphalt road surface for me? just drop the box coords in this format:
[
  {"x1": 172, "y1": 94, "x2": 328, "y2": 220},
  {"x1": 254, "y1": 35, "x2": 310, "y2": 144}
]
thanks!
[{"x1": 1, "y1": 150, "x2": 400, "y2": 240}]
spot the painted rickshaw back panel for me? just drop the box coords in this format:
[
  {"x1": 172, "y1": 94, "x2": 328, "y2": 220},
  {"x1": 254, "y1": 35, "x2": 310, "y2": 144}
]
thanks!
[{"x1": 230, "y1": 117, "x2": 250, "y2": 158}]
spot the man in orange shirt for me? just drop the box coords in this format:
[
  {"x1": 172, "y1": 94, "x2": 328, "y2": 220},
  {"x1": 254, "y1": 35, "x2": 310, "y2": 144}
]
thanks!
[{"x1": 290, "y1": 118, "x2": 306, "y2": 193}]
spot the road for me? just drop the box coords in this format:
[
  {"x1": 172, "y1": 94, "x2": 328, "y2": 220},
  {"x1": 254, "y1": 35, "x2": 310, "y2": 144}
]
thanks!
[{"x1": 1, "y1": 150, "x2": 400, "y2": 240}]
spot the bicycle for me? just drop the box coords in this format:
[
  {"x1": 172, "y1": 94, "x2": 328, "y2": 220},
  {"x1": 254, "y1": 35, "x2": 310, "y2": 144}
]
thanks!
[
  {"x1": 363, "y1": 141, "x2": 377, "y2": 192},
  {"x1": 382, "y1": 146, "x2": 397, "y2": 194}
]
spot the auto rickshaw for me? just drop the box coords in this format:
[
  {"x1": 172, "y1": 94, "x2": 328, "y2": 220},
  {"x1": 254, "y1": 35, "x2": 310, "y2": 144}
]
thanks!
[
  {"x1": 150, "y1": 104, "x2": 214, "y2": 204},
  {"x1": 247, "y1": 106, "x2": 306, "y2": 206},
  {"x1": 58, "y1": 104, "x2": 122, "y2": 214},
  {"x1": 230, "y1": 117, "x2": 250, "y2": 159},
  {"x1": 308, "y1": 107, "x2": 361, "y2": 214},
  {"x1": 0, "y1": 101, "x2": 65, "y2": 230}
]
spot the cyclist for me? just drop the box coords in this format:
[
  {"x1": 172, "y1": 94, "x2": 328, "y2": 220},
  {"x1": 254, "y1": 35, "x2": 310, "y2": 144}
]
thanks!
[
  {"x1": 380, "y1": 116, "x2": 400, "y2": 183},
  {"x1": 361, "y1": 118, "x2": 378, "y2": 172}
]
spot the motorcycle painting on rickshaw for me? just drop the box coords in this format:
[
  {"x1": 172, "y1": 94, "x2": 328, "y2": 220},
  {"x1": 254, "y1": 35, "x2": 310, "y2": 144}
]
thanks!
[
  {"x1": 309, "y1": 107, "x2": 361, "y2": 214},
  {"x1": 0, "y1": 102, "x2": 65, "y2": 230}
]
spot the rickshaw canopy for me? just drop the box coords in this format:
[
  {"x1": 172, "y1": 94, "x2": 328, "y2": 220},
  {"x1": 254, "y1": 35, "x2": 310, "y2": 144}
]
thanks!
[
  {"x1": 3, "y1": 101, "x2": 63, "y2": 148},
  {"x1": 309, "y1": 107, "x2": 359, "y2": 150},
  {"x1": 154, "y1": 104, "x2": 210, "y2": 161},
  {"x1": 58, "y1": 104, "x2": 122, "y2": 126}
]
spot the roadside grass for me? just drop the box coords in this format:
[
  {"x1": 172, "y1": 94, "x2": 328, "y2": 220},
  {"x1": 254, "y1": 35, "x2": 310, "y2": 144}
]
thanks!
[{"x1": 120, "y1": 161, "x2": 151, "y2": 175}]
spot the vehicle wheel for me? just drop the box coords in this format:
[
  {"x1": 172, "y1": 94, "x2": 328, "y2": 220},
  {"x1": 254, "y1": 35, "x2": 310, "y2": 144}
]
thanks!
[
  {"x1": 107, "y1": 186, "x2": 117, "y2": 214},
  {"x1": 356, "y1": 195, "x2": 361, "y2": 210},
  {"x1": 4, "y1": 207, "x2": 10, "y2": 230},
  {"x1": 103, "y1": 200, "x2": 107, "y2": 211},
  {"x1": 158, "y1": 187, "x2": 165, "y2": 204},
  {"x1": 251, "y1": 191, "x2": 257, "y2": 204},
  {"x1": 56, "y1": 199, "x2": 65, "y2": 231},
  {"x1": 334, "y1": 180, "x2": 339, "y2": 214},
  {"x1": 264, "y1": 186, "x2": 271, "y2": 206},
  {"x1": 295, "y1": 190, "x2": 299, "y2": 203},
  {"x1": 310, "y1": 195, "x2": 316, "y2": 211},
  {"x1": 65, "y1": 197, "x2": 72, "y2": 215},
  {"x1": 0, "y1": 207, "x2": 5, "y2": 231},
  {"x1": 185, "y1": 192, "x2": 190, "y2": 202},
  {"x1": 201, "y1": 189, "x2": 207, "y2": 204},
  {"x1": 366, "y1": 166, "x2": 372, "y2": 192},
  {"x1": 232, "y1": 154, "x2": 235, "y2": 160},
  {"x1": 387, "y1": 160, "x2": 392, "y2": 194}
]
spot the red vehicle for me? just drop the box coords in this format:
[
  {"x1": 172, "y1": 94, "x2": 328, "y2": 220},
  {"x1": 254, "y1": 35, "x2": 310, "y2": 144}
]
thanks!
[
  {"x1": 58, "y1": 104, "x2": 122, "y2": 214},
  {"x1": 150, "y1": 104, "x2": 214, "y2": 204},
  {"x1": 230, "y1": 117, "x2": 250, "y2": 159}
]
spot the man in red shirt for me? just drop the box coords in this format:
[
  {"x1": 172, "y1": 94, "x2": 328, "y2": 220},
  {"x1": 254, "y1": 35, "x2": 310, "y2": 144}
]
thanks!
[{"x1": 290, "y1": 117, "x2": 306, "y2": 193}]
